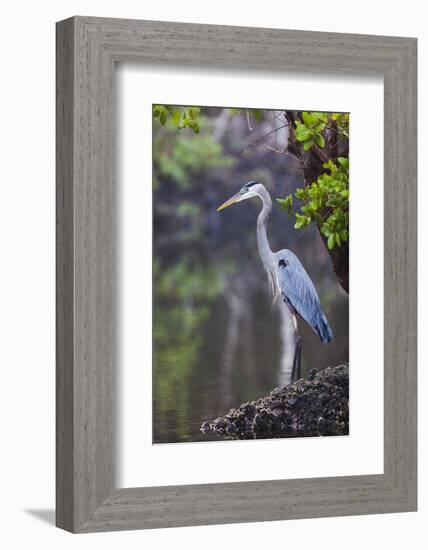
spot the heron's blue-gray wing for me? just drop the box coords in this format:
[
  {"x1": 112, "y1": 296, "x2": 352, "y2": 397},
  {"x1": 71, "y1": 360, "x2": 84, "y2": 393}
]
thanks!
[{"x1": 277, "y1": 257, "x2": 333, "y2": 343}]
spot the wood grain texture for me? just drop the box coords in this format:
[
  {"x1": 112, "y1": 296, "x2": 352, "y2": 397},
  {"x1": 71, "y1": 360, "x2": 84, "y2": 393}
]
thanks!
[
  {"x1": 56, "y1": 17, "x2": 75, "y2": 532},
  {"x1": 56, "y1": 16, "x2": 417, "y2": 533}
]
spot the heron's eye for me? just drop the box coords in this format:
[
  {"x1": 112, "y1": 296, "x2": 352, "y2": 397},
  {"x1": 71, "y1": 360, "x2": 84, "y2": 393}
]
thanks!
[{"x1": 279, "y1": 259, "x2": 289, "y2": 268}]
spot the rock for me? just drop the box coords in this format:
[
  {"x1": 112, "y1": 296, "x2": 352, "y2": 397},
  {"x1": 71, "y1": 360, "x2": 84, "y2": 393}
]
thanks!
[
  {"x1": 201, "y1": 364, "x2": 349, "y2": 440},
  {"x1": 200, "y1": 421, "x2": 211, "y2": 434}
]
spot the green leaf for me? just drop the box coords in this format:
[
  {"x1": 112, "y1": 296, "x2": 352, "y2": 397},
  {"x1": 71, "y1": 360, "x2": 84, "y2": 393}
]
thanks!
[
  {"x1": 327, "y1": 234, "x2": 335, "y2": 250},
  {"x1": 335, "y1": 232, "x2": 341, "y2": 246},
  {"x1": 309, "y1": 199, "x2": 319, "y2": 211},
  {"x1": 294, "y1": 213, "x2": 311, "y2": 229},
  {"x1": 295, "y1": 125, "x2": 312, "y2": 141},
  {"x1": 314, "y1": 133, "x2": 325, "y2": 148},
  {"x1": 276, "y1": 194, "x2": 293, "y2": 215},
  {"x1": 303, "y1": 139, "x2": 314, "y2": 151},
  {"x1": 337, "y1": 156, "x2": 349, "y2": 170},
  {"x1": 321, "y1": 225, "x2": 332, "y2": 237},
  {"x1": 302, "y1": 112, "x2": 314, "y2": 126},
  {"x1": 295, "y1": 188, "x2": 306, "y2": 200}
]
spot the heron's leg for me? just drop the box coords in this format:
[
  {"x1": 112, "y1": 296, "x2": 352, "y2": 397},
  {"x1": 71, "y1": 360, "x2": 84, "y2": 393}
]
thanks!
[
  {"x1": 291, "y1": 336, "x2": 302, "y2": 382},
  {"x1": 291, "y1": 314, "x2": 302, "y2": 382}
]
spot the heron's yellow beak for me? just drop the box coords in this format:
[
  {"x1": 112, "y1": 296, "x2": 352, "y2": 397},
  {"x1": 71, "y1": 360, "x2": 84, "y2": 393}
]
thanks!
[{"x1": 217, "y1": 193, "x2": 240, "y2": 212}]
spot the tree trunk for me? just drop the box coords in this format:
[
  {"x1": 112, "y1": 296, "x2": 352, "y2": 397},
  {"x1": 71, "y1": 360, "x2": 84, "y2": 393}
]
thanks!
[
  {"x1": 285, "y1": 111, "x2": 349, "y2": 294},
  {"x1": 321, "y1": 238, "x2": 349, "y2": 293}
]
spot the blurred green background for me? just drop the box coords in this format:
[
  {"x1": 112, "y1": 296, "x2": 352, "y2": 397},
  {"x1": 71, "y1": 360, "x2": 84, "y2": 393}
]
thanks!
[{"x1": 152, "y1": 106, "x2": 349, "y2": 444}]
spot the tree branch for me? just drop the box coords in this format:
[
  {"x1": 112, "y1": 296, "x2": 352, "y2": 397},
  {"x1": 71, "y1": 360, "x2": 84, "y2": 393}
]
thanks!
[{"x1": 237, "y1": 124, "x2": 290, "y2": 155}]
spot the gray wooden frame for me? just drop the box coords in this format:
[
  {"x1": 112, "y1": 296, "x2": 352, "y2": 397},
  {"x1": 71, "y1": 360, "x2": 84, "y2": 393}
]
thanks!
[{"x1": 56, "y1": 16, "x2": 417, "y2": 533}]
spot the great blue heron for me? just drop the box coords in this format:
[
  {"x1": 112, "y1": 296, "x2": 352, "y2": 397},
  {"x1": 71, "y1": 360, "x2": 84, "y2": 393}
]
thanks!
[{"x1": 217, "y1": 180, "x2": 333, "y2": 382}]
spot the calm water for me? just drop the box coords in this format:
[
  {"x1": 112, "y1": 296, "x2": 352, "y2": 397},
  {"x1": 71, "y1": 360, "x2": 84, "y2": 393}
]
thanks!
[{"x1": 153, "y1": 201, "x2": 349, "y2": 444}]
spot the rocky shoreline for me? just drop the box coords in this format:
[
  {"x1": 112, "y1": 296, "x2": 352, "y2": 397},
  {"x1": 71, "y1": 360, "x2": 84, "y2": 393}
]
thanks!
[{"x1": 201, "y1": 364, "x2": 349, "y2": 440}]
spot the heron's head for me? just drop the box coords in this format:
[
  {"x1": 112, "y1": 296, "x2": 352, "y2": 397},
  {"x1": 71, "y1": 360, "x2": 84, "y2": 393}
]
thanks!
[{"x1": 217, "y1": 181, "x2": 264, "y2": 212}]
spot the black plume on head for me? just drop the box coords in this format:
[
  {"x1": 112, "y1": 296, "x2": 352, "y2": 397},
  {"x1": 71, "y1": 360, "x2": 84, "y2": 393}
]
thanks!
[{"x1": 243, "y1": 180, "x2": 258, "y2": 190}]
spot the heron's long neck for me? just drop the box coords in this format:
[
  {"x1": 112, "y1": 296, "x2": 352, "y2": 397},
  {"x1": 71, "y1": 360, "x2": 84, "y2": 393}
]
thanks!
[{"x1": 256, "y1": 188, "x2": 274, "y2": 273}]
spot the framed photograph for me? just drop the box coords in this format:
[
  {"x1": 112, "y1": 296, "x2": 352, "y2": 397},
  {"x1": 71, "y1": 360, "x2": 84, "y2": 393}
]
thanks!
[
  {"x1": 56, "y1": 16, "x2": 417, "y2": 532},
  {"x1": 150, "y1": 104, "x2": 348, "y2": 446}
]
